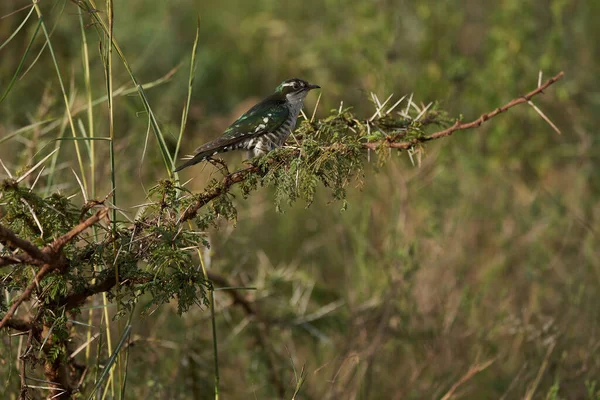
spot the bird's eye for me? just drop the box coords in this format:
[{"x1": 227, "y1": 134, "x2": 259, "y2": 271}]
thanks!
[{"x1": 292, "y1": 82, "x2": 300, "y2": 90}]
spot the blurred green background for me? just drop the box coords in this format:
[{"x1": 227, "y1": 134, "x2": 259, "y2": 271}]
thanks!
[{"x1": 1, "y1": 0, "x2": 598, "y2": 398}]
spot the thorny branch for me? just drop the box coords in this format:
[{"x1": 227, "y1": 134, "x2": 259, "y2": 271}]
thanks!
[
  {"x1": 366, "y1": 71, "x2": 565, "y2": 150},
  {"x1": 180, "y1": 165, "x2": 260, "y2": 221},
  {"x1": 0, "y1": 208, "x2": 109, "y2": 330},
  {"x1": 180, "y1": 71, "x2": 564, "y2": 223},
  {"x1": 0, "y1": 224, "x2": 50, "y2": 264}
]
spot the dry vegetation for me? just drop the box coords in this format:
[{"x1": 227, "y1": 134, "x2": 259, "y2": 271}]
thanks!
[{"x1": 1, "y1": 0, "x2": 598, "y2": 399}]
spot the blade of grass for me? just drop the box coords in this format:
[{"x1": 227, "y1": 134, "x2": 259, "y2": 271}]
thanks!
[
  {"x1": 192, "y1": 223, "x2": 220, "y2": 400},
  {"x1": 138, "y1": 114, "x2": 152, "y2": 195},
  {"x1": 53, "y1": 137, "x2": 111, "y2": 141},
  {"x1": 67, "y1": 69, "x2": 89, "y2": 192},
  {"x1": 104, "y1": 0, "x2": 116, "y2": 231},
  {"x1": 0, "y1": 18, "x2": 41, "y2": 103},
  {"x1": 103, "y1": 1, "x2": 122, "y2": 396},
  {"x1": 79, "y1": 6, "x2": 96, "y2": 199},
  {"x1": 0, "y1": 5, "x2": 35, "y2": 52},
  {"x1": 19, "y1": 0, "x2": 67, "y2": 81},
  {"x1": 70, "y1": 66, "x2": 180, "y2": 117},
  {"x1": 87, "y1": 324, "x2": 131, "y2": 400},
  {"x1": 44, "y1": 109, "x2": 69, "y2": 196},
  {"x1": 77, "y1": 5, "x2": 100, "y2": 369},
  {"x1": 174, "y1": 16, "x2": 201, "y2": 170},
  {"x1": 119, "y1": 306, "x2": 135, "y2": 399},
  {"x1": 77, "y1": 0, "x2": 174, "y2": 175},
  {"x1": 100, "y1": 292, "x2": 114, "y2": 398},
  {"x1": 0, "y1": 120, "x2": 55, "y2": 146},
  {"x1": 31, "y1": 0, "x2": 87, "y2": 194},
  {"x1": 76, "y1": 119, "x2": 92, "y2": 156},
  {"x1": 136, "y1": 85, "x2": 174, "y2": 171}
]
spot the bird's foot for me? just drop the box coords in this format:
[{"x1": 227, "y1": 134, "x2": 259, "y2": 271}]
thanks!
[{"x1": 207, "y1": 157, "x2": 230, "y2": 176}]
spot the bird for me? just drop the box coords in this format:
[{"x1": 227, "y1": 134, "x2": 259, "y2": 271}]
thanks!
[{"x1": 174, "y1": 78, "x2": 320, "y2": 172}]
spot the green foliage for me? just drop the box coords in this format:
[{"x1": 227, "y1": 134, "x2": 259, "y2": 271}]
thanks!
[
  {"x1": 1, "y1": 0, "x2": 598, "y2": 399},
  {"x1": 1, "y1": 180, "x2": 80, "y2": 244}
]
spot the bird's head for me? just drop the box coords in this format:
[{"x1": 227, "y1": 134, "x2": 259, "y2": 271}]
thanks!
[{"x1": 275, "y1": 78, "x2": 320, "y2": 103}]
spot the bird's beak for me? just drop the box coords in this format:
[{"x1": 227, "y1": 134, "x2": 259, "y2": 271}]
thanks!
[{"x1": 308, "y1": 84, "x2": 320, "y2": 90}]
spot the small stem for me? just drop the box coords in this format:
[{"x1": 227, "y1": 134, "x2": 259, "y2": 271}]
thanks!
[{"x1": 191, "y1": 222, "x2": 219, "y2": 399}]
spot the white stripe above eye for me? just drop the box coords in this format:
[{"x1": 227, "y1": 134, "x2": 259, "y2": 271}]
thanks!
[{"x1": 281, "y1": 82, "x2": 296, "y2": 87}]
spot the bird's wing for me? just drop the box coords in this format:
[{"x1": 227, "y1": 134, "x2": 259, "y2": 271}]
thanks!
[
  {"x1": 192, "y1": 97, "x2": 289, "y2": 155},
  {"x1": 174, "y1": 97, "x2": 289, "y2": 172}
]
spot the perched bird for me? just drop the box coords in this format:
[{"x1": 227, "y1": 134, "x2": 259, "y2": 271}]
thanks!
[{"x1": 174, "y1": 78, "x2": 320, "y2": 172}]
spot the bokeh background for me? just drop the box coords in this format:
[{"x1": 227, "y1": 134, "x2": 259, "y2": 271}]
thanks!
[{"x1": 1, "y1": 0, "x2": 599, "y2": 398}]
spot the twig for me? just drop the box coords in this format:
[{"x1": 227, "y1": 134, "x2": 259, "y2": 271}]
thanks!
[
  {"x1": 365, "y1": 71, "x2": 565, "y2": 150},
  {"x1": 180, "y1": 165, "x2": 260, "y2": 222},
  {"x1": 47, "y1": 208, "x2": 109, "y2": 254}
]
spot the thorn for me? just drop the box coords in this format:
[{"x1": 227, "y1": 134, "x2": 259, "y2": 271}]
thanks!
[
  {"x1": 415, "y1": 102, "x2": 433, "y2": 121},
  {"x1": 527, "y1": 100, "x2": 561, "y2": 135},
  {"x1": 310, "y1": 91, "x2": 321, "y2": 123},
  {"x1": 0, "y1": 158, "x2": 13, "y2": 179},
  {"x1": 17, "y1": 148, "x2": 59, "y2": 184},
  {"x1": 402, "y1": 93, "x2": 414, "y2": 118},
  {"x1": 386, "y1": 94, "x2": 407, "y2": 115}
]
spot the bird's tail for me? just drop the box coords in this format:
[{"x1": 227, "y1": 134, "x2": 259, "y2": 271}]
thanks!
[
  {"x1": 173, "y1": 151, "x2": 212, "y2": 172},
  {"x1": 174, "y1": 136, "x2": 241, "y2": 172}
]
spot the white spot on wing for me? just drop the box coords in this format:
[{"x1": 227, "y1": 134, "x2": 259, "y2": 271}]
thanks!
[{"x1": 263, "y1": 117, "x2": 269, "y2": 123}]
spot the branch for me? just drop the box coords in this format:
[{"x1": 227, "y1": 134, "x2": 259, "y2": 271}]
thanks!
[
  {"x1": 60, "y1": 266, "x2": 285, "y2": 396},
  {"x1": 47, "y1": 208, "x2": 109, "y2": 254},
  {"x1": 180, "y1": 165, "x2": 260, "y2": 222},
  {"x1": 365, "y1": 71, "x2": 565, "y2": 150},
  {"x1": 4, "y1": 317, "x2": 40, "y2": 332},
  {"x1": 0, "y1": 263, "x2": 54, "y2": 330},
  {"x1": 62, "y1": 271, "x2": 120, "y2": 310},
  {"x1": 0, "y1": 208, "x2": 109, "y2": 330},
  {"x1": 0, "y1": 254, "x2": 38, "y2": 267},
  {"x1": 178, "y1": 72, "x2": 563, "y2": 223},
  {"x1": 0, "y1": 224, "x2": 50, "y2": 263}
]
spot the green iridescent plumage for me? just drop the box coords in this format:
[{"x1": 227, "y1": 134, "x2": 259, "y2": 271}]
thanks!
[{"x1": 175, "y1": 78, "x2": 319, "y2": 172}]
